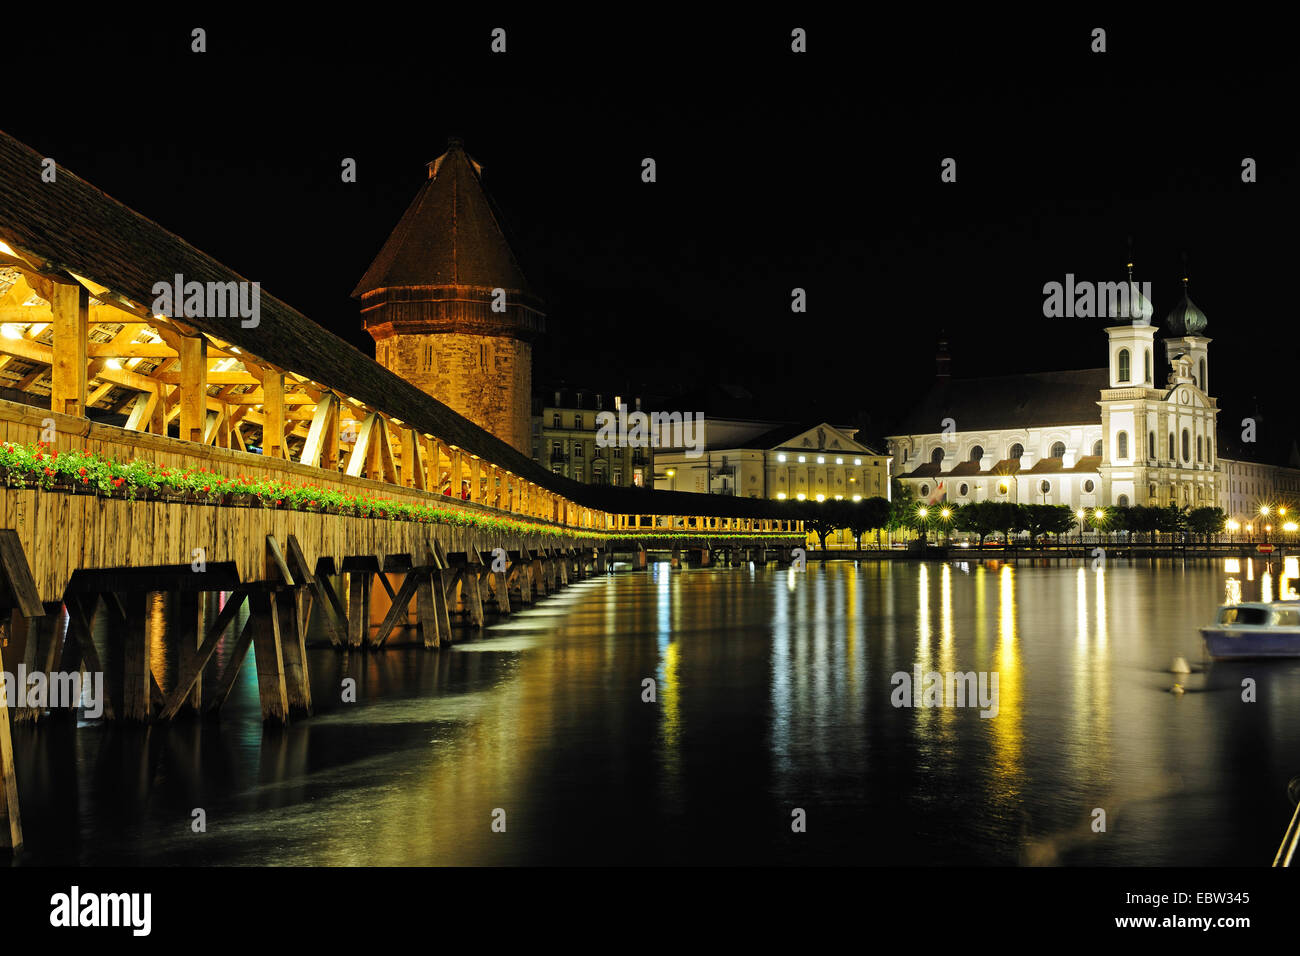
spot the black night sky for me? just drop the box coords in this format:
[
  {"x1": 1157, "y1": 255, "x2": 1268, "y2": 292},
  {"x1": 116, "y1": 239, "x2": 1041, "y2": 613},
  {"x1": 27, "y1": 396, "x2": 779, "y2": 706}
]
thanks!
[{"x1": 6, "y1": 14, "x2": 1296, "y2": 458}]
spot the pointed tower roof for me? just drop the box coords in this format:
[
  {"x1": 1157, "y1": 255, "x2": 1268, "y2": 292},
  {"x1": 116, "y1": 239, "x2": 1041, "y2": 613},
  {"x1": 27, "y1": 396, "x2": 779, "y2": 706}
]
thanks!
[
  {"x1": 1104, "y1": 260, "x2": 1154, "y2": 325},
  {"x1": 1165, "y1": 276, "x2": 1208, "y2": 336},
  {"x1": 353, "y1": 138, "x2": 537, "y2": 301}
]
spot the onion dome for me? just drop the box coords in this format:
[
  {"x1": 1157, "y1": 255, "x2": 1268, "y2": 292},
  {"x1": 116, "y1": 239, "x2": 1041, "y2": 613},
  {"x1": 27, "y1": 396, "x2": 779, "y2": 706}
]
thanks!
[{"x1": 1165, "y1": 278, "x2": 1208, "y2": 335}]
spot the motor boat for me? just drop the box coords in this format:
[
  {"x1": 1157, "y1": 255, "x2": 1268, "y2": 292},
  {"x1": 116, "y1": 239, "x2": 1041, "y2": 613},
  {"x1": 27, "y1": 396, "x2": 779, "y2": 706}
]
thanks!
[{"x1": 1201, "y1": 602, "x2": 1300, "y2": 660}]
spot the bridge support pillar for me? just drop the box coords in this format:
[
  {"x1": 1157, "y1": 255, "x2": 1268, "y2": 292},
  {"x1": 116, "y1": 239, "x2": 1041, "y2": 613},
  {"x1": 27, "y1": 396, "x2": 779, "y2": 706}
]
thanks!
[
  {"x1": 277, "y1": 587, "x2": 313, "y2": 718},
  {"x1": 670, "y1": 548, "x2": 681, "y2": 569},
  {"x1": 633, "y1": 547, "x2": 647, "y2": 571},
  {"x1": 347, "y1": 571, "x2": 372, "y2": 648},
  {"x1": 249, "y1": 590, "x2": 290, "y2": 725},
  {"x1": 15, "y1": 602, "x2": 64, "y2": 724}
]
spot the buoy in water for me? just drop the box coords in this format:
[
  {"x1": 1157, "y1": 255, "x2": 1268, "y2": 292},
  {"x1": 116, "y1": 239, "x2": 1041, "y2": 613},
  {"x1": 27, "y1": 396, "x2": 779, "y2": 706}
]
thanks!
[{"x1": 1170, "y1": 657, "x2": 1191, "y2": 675}]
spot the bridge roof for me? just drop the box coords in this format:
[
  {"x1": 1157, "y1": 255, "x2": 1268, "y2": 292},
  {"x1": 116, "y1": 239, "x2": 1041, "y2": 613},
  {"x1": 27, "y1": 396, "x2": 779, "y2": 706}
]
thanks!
[
  {"x1": 352, "y1": 139, "x2": 537, "y2": 302},
  {"x1": 0, "y1": 128, "x2": 794, "y2": 519}
]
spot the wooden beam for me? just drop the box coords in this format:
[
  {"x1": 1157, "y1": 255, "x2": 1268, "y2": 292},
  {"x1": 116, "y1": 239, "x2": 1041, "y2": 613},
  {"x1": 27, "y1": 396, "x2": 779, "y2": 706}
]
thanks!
[
  {"x1": 49, "y1": 281, "x2": 89, "y2": 417},
  {"x1": 259, "y1": 368, "x2": 286, "y2": 459},
  {"x1": 178, "y1": 335, "x2": 207, "y2": 443},
  {"x1": 299, "y1": 393, "x2": 337, "y2": 468},
  {"x1": 159, "y1": 589, "x2": 249, "y2": 720},
  {"x1": 345, "y1": 412, "x2": 378, "y2": 478}
]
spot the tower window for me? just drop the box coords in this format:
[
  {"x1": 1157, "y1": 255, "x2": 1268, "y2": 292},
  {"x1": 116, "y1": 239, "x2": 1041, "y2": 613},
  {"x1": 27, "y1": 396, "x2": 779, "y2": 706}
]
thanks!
[
  {"x1": 1199, "y1": 358, "x2": 1207, "y2": 392},
  {"x1": 1117, "y1": 432, "x2": 1128, "y2": 459},
  {"x1": 1169, "y1": 433, "x2": 1175, "y2": 460},
  {"x1": 1148, "y1": 431, "x2": 1155, "y2": 459},
  {"x1": 1118, "y1": 348, "x2": 1131, "y2": 383},
  {"x1": 1145, "y1": 349, "x2": 1151, "y2": 384},
  {"x1": 1182, "y1": 429, "x2": 1190, "y2": 462},
  {"x1": 1050, "y1": 441, "x2": 1066, "y2": 459},
  {"x1": 1009, "y1": 443, "x2": 1024, "y2": 461},
  {"x1": 1197, "y1": 435, "x2": 1203, "y2": 462}
]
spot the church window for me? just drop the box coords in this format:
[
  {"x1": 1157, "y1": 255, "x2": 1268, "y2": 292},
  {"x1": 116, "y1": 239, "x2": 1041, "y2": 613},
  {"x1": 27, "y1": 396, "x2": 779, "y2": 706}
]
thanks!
[
  {"x1": 1182, "y1": 429, "x2": 1190, "y2": 462},
  {"x1": 1117, "y1": 432, "x2": 1128, "y2": 459},
  {"x1": 959, "y1": 483, "x2": 969, "y2": 496},
  {"x1": 1118, "y1": 494, "x2": 1130, "y2": 507},
  {"x1": 1118, "y1": 348, "x2": 1131, "y2": 383},
  {"x1": 1145, "y1": 349, "x2": 1152, "y2": 383},
  {"x1": 1207, "y1": 438, "x2": 1212, "y2": 462},
  {"x1": 1083, "y1": 479, "x2": 1095, "y2": 493},
  {"x1": 931, "y1": 448, "x2": 944, "y2": 465},
  {"x1": 1009, "y1": 443, "x2": 1024, "y2": 461},
  {"x1": 1169, "y1": 434, "x2": 1175, "y2": 460},
  {"x1": 1199, "y1": 359, "x2": 1207, "y2": 391},
  {"x1": 969, "y1": 445, "x2": 983, "y2": 463},
  {"x1": 1149, "y1": 431, "x2": 1156, "y2": 459},
  {"x1": 920, "y1": 484, "x2": 930, "y2": 497},
  {"x1": 1197, "y1": 436, "x2": 1203, "y2": 462},
  {"x1": 1040, "y1": 480, "x2": 1051, "y2": 494},
  {"x1": 1093, "y1": 440, "x2": 1103, "y2": 457},
  {"x1": 1050, "y1": 441, "x2": 1066, "y2": 459}
]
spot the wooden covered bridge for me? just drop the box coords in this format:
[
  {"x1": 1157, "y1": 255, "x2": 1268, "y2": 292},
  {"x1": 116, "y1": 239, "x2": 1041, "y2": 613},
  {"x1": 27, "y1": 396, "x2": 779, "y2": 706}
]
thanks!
[{"x1": 0, "y1": 129, "x2": 804, "y2": 850}]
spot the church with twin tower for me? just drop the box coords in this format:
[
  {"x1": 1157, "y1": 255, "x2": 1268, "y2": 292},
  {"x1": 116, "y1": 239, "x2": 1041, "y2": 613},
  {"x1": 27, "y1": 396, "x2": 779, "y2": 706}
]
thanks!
[
  {"x1": 353, "y1": 138, "x2": 543, "y2": 456},
  {"x1": 887, "y1": 273, "x2": 1224, "y2": 513}
]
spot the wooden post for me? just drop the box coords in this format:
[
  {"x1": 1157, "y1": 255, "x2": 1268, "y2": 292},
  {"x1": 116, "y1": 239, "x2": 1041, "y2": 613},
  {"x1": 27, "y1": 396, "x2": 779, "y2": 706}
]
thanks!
[
  {"x1": 469, "y1": 457, "x2": 481, "y2": 503},
  {"x1": 178, "y1": 335, "x2": 208, "y2": 444},
  {"x1": 249, "y1": 590, "x2": 289, "y2": 724},
  {"x1": 117, "y1": 593, "x2": 151, "y2": 722},
  {"x1": 277, "y1": 588, "x2": 312, "y2": 717},
  {"x1": 347, "y1": 571, "x2": 371, "y2": 647},
  {"x1": 0, "y1": 627, "x2": 21, "y2": 850},
  {"x1": 50, "y1": 281, "x2": 89, "y2": 418}
]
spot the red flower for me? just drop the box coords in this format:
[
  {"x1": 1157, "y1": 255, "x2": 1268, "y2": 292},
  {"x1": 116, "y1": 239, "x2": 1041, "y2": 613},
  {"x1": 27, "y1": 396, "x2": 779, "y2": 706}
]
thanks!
[{"x1": 78, "y1": 467, "x2": 87, "y2": 476}]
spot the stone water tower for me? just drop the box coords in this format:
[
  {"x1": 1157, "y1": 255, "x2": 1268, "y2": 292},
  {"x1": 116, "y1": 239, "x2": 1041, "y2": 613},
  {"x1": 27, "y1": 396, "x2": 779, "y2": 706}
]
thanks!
[{"x1": 354, "y1": 138, "x2": 544, "y2": 454}]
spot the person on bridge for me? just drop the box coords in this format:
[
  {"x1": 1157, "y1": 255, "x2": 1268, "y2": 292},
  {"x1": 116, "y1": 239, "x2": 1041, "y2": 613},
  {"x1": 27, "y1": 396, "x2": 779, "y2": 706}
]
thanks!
[{"x1": 461, "y1": 480, "x2": 471, "y2": 501}]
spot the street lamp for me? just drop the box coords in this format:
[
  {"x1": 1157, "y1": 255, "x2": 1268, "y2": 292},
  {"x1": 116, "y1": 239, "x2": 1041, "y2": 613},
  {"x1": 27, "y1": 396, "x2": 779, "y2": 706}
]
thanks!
[
  {"x1": 1076, "y1": 508, "x2": 1086, "y2": 544},
  {"x1": 1260, "y1": 505, "x2": 1271, "y2": 544}
]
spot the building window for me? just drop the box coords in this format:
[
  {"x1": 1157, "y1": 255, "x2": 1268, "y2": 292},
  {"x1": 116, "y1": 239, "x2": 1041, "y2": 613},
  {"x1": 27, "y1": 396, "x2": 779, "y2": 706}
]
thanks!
[
  {"x1": 614, "y1": 470, "x2": 621, "y2": 484},
  {"x1": 1118, "y1": 348, "x2": 1131, "y2": 383},
  {"x1": 1199, "y1": 358, "x2": 1206, "y2": 391},
  {"x1": 552, "y1": 414, "x2": 561, "y2": 428},
  {"x1": 1182, "y1": 429, "x2": 1190, "y2": 462},
  {"x1": 1148, "y1": 431, "x2": 1156, "y2": 459},
  {"x1": 1207, "y1": 438, "x2": 1212, "y2": 462},
  {"x1": 1118, "y1": 494, "x2": 1130, "y2": 507},
  {"x1": 1145, "y1": 349, "x2": 1151, "y2": 383},
  {"x1": 1197, "y1": 435, "x2": 1203, "y2": 462},
  {"x1": 1040, "y1": 480, "x2": 1051, "y2": 494},
  {"x1": 1009, "y1": 443, "x2": 1023, "y2": 460},
  {"x1": 959, "y1": 483, "x2": 969, "y2": 496},
  {"x1": 614, "y1": 448, "x2": 623, "y2": 459},
  {"x1": 920, "y1": 484, "x2": 930, "y2": 497},
  {"x1": 1093, "y1": 440, "x2": 1103, "y2": 457},
  {"x1": 930, "y1": 448, "x2": 944, "y2": 465},
  {"x1": 969, "y1": 445, "x2": 984, "y2": 463},
  {"x1": 1169, "y1": 433, "x2": 1175, "y2": 460},
  {"x1": 1117, "y1": 432, "x2": 1128, "y2": 459},
  {"x1": 479, "y1": 344, "x2": 489, "y2": 368},
  {"x1": 1083, "y1": 479, "x2": 1095, "y2": 493},
  {"x1": 574, "y1": 444, "x2": 584, "y2": 458},
  {"x1": 1050, "y1": 441, "x2": 1066, "y2": 459},
  {"x1": 575, "y1": 468, "x2": 583, "y2": 481},
  {"x1": 902, "y1": 449, "x2": 908, "y2": 464}
]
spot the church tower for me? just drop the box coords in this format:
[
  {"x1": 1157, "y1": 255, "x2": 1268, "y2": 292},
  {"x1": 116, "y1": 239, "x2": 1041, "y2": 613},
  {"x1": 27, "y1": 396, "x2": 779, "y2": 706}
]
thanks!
[{"x1": 354, "y1": 138, "x2": 544, "y2": 455}]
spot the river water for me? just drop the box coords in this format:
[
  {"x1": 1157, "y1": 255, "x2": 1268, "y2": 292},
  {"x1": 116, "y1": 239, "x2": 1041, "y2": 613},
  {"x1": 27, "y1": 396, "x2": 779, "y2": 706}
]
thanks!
[{"x1": 9, "y1": 557, "x2": 1300, "y2": 866}]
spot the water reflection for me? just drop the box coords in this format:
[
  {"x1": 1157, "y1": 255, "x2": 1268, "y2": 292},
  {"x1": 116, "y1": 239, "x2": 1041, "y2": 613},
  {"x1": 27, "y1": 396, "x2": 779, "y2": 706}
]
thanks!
[{"x1": 9, "y1": 558, "x2": 1300, "y2": 866}]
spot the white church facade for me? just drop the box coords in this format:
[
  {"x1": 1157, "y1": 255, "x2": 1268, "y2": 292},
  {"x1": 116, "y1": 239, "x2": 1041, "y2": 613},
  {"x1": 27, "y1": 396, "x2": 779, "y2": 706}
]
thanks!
[{"x1": 886, "y1": 280, "x2": 1246, "y2": 515}]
